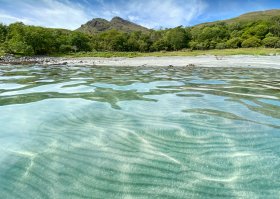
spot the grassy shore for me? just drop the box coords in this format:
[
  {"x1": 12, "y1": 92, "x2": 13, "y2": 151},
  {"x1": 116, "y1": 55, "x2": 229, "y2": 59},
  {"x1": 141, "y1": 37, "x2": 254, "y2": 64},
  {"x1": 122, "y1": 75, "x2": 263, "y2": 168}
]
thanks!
[
  {"x1": 1, "y1": 48, "x2": 280, "y2": 58},
  {"x1": 56, "y1": 48, "x2": 280, "y2": 58},
  {"x1": 0, "y1": 50, "x2": 4, "y2": 56}
]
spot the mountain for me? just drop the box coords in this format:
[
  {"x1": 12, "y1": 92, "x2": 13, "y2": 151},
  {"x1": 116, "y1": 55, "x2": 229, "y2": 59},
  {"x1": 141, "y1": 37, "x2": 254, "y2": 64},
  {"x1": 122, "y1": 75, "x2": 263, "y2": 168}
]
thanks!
[
  {"x1": 199, "y1": 9, "x2": 280, "y2": 26},
  {"x1": 77, "y1": 10, "x2": 280, "y2": 34},
  {"x1": 77, "y1": 16, "x2": 150, "y2": 34}
]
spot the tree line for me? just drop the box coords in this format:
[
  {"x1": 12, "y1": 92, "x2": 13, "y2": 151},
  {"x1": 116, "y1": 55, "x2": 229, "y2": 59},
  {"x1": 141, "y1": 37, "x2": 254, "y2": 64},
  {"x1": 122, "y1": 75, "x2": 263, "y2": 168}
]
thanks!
[{"x1": 0, "y1": 16, "x2": 280, "y2": 56}]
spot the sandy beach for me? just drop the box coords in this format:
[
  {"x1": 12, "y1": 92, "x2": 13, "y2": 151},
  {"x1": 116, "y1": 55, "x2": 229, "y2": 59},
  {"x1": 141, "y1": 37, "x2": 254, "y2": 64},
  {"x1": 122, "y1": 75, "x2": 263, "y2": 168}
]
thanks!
[{"x1": 1, "y1": 55, "x2": 280, "y2": 69}]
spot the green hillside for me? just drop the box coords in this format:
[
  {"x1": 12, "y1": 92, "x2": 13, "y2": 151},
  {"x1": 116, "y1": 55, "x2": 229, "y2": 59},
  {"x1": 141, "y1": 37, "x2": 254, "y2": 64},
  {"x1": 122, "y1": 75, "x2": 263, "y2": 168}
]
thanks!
[
  {"x1": 188, "y1": 9, "x2": 280, "y2": 50},
  {"x1": 0, "y1": 9, "x2": 279, "y2": 56},
  {"x1": 199, "y1": 9, "x2": 280, "y2": 26}
]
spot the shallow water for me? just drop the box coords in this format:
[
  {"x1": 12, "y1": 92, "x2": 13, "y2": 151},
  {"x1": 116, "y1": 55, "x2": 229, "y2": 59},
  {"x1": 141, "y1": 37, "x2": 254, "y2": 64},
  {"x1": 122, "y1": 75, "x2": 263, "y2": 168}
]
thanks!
[{"x1": 0, "y1": 65, "x2": 279, "y2": 199}]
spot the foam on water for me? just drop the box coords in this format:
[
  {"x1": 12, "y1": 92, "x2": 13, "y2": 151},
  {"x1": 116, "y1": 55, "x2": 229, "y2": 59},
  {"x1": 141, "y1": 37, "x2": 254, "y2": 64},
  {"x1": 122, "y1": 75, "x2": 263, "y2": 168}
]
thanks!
[{"x1": 0, "y1": 65, "x2": 279, "y2": 198}]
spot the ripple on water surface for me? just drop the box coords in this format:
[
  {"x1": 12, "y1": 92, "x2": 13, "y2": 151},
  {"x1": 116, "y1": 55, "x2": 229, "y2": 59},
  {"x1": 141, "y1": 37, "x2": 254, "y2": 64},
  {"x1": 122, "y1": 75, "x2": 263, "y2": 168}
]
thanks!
[{"x1": 0, "y1": 65, "x2": 279, "y2": 199}]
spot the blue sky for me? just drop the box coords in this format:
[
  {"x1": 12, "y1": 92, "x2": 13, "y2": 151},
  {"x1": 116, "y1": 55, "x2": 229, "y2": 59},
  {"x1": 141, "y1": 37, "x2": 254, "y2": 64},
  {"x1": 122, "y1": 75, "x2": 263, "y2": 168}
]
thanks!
[{"x1": 0, "y1": 0, "x2": 279, "y2": 30}]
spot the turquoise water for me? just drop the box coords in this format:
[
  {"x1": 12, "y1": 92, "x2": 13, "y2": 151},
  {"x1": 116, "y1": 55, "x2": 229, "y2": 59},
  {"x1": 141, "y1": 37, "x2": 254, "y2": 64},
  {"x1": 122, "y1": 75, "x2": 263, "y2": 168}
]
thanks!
[{"x1": 0, "y1": 65, "x2": 279, "y2": 199}]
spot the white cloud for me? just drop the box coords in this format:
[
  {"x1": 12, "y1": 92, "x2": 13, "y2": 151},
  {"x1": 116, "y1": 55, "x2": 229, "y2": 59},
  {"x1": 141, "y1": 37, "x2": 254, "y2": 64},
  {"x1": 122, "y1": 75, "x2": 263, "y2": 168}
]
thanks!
[
  {"x1": 0, "y1": 13, "x2": 33, "y2": 24},
  {"x1": 93, "y1": 0, "x2": 208, "y2": 28},
  {"x1": 0, "y1": 0, "x2": 208, "y2": 29},
  {"x1": 0, "y1": 0, "x2": 91, "y2": 30}
]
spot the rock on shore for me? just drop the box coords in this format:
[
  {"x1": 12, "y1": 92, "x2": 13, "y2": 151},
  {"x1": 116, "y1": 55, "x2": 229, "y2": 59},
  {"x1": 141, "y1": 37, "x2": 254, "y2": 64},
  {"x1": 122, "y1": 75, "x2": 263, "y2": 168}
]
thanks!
[{"x1": 0, "y1": 54, "x2": 53, "y2": 65}]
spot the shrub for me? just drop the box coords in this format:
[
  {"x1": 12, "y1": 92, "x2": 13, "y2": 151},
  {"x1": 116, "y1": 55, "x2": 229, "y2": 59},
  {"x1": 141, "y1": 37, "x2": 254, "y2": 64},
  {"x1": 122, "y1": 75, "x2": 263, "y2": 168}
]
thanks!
[
  {"x1": 189, "y1": 41, "x2": 209, "y2": 50},
  {"x1": 275, "y1": 40, "x2": 280, "y2": 48},
  {"x1": 241, "y1": 37, "x2": 262, "y2": 48},
  {"x1": 189, "y1": 41, "x2": 198, "y2": 50},
  {"x1": 265, "y1": 32, "x2": 274, "y2": 38},
  {"x1": 262, "y1": 37, "x2": 280, "y2": 48},
  {"x1": 216, "y1": 42, "x2": 226, "y2": 49},
  {"x1": 5, "y1": 40, "x2": 34, "y2": 55},
  {"x1": 226, "y1": 38, "x2": 242, "y2": 48},
  {"x1": 209, "y1": 41, "x2": 217, "y2": 49},
  {"x1": 59, "y1": 45, "x2": 73, "y2": 53}
]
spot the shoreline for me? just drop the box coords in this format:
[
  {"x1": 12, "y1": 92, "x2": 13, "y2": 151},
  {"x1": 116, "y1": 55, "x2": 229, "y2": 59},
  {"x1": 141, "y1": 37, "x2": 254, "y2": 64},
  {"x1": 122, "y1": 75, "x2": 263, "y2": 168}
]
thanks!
[{"x1": 1, "y1": 55, "x2": 280, "y2": 69}]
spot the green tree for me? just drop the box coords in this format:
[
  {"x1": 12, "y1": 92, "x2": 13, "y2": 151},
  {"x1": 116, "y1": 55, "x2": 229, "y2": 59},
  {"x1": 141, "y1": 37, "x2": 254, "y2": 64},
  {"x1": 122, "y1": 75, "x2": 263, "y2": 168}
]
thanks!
[
  {"x1": 4, "y1": 23, "x2": 34, "y2": 55},
  {"x1": 0, "y1": 23, "x2": 7, "y2": 43},
  {"x1": 165, "y1": 27, "x2": 189, "y2": 50},
  {"x1": 149, "y1": 30, "x2": 167, "y2": 51},
  {"x1": 69, "y1": 32, "x2": 91, "y2": 52},
  {"x1": 198, "y1": 26, "x2": 229, "y2": 42},
  {"x1": 262, "y1": 37, "x2": 280, "y2": 48},
  {"x1": 270, "y1": 16, "x2": 280, "y2": 37},
  {"x1": 252, "y1": 23, "x2": 269, "y2": 38},
  {"x1": 5, "y1": 38, "x2": 34, "y2": 55},
  {"x1": 226, "y1": 38, "x2": 242, "y2": 48},
  {"x1": 189, "y1": 41, "x2": 209, "y2": 50},
  {"x1": 95, "y1": 30, "x2": 128, "y2": 51},
  {"x1": 126, "y1": 32, "x2": 140, "y2": 51},
  {"x1": 241, "y1": 37, "x2": 262, "y2": 48},
  {"x1": 24, "y1": 27, "x2": 57, "y2": 54},
  {"x1": 189, "y1": 41, "x2": 198, "y2": 50},
  {"x1": 59, "y1": 44, "x2": 73, "y2": 53},
  {"x1": 230, "y1": 30, "x2": 243, "y2": 38},
  {"x1": 216, "y1": 42, "x2": 226, "y2": 49},
  {"x1": 150, "y1": 39, "x2": 167, "y2": 51}
]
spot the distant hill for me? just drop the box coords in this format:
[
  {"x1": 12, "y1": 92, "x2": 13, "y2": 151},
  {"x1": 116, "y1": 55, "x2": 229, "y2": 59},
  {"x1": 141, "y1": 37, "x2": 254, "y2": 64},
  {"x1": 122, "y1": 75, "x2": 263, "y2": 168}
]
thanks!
[
  {"x1": 198, "y1": 9, "x2": 280, "y2": 26},
  {"x1": 77, "y1": 17, "x2": 150, "y2": 34},
  {"x1": 77, "y1": 10, "x2": 280, "y2": 34}
]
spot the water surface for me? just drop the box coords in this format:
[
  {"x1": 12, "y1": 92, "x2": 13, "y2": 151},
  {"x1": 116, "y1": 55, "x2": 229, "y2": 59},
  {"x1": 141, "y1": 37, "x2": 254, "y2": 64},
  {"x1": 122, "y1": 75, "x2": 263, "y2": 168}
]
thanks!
[{"x1": 0, "y1": 65, "x2": 280, "y2": 198}]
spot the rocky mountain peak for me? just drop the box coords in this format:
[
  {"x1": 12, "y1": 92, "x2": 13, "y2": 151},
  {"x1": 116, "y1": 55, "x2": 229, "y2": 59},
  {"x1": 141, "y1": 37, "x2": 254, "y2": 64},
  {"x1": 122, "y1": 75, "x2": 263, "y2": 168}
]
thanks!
[{"x1": 77, "y1": 16, "x2": 150, "y2": 34}]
